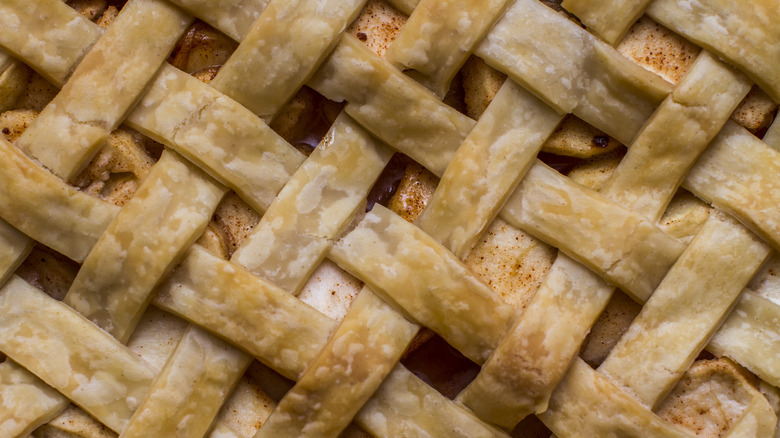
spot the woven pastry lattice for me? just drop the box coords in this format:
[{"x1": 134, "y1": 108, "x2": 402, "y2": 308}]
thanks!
[{"x1": 0, "y1": 0, "x2": 778, "y2": 436}]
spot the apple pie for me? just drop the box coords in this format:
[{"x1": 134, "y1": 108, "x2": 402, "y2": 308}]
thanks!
[{"x1": 0, "y1": 0, "x2": 778, "y2": 437}]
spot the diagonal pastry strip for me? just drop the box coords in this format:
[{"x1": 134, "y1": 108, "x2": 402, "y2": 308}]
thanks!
[
  {"x1": 154, "y1": 245, "x2": 509, "y2": 437},
  {"x1": 537, "y1": 358, "x2": 698, "y2": 438},
  {"x1": 255, "y1": 288, "x2": 418, "y2": 438},
  {"x1": 561, "y1": 0, "x2": 651, "y2": 45},
  {"x1": 384, "y1": 0, "x2": 513, "y2": 97},
  {"x1": 0, "y1": 360, "x2": 69, "y2": 438},
  {"x1": 709, "y1": 290, "x2": 780, "y2": 387},
  {"x1": 542, "y1": 213, "x2": 774, "y2": 435},
  {"x1": 126, "y1": 66, "x2": 305, "y2": 214},
  {"x1": 415, "y1": 80, "x2": 564, "y2": 259},
  {"x1": 684, "y1": 121, "x2": 780, "y2": 252},
  {"x1": 0, "y1": 276, "x2": 157, "y2": 433},
  {"x1": 0, "y1": 0, "x2": 102, "y2": 85},
  {"x1": 600, "y1": 51, "x2": 752, "y2": 222},
  {"x1": 119, "y1": 326, "x2": 252, "y2": 438},
  {"x1": 14, "y1": 0, "x2": 193, "y2": 181},
  {"x1": 501, "y1": 161, "x2": 685, "y2": 301},
  {"x1": 168, "y1": 0, "x2": 270, "y2": 41},
  {"x1": 474, "y1": 0, "x2": 673, "y2": 145},
  {"x1": 646, "y1": 0, "x2": 780, "y2": 102},
  {"x1": 0, "y1": 219, "x2": 31, "y2": 287},
  {"x1": 0, "y1": 137, "x2": 119, "y2": 263},
  {"x1": 64, "y1": 151, "x2": 227, "y2": 343},
  {"x1": 232, "y1": 114, "x2": 393, "y2": 295},
  {"x1": 330, "y1": 204, "x2": 517, "y2": 365},
  {"x1": 310, "y1": 34, "x2": 476, "y2": 177},
  {"x1": 598, "y1": 213, "x2": 771, "y2": 407},
  {"x1": 209, "y1": 0, "x2": 367, "y2": 121}
]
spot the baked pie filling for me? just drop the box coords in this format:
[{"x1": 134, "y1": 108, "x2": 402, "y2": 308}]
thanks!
[{"x1": 0, "y1": 0, "x2": 778, "y2": 437}]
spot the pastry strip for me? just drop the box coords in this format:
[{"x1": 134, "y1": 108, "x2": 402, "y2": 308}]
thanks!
[
  {"x1": 0, "y1": 360, "x2": 69, "y2": 438},
  {"x1": 310, "y1": 34, "x2": 476, "y2": 177},
  {"x1": 15, "y1": 0, "x2": 193, "y2": 180},
  {"x1": 561, "y1": 0, "x2": 650, "y2": 45},
  {"x1": 0, "y1": 276, "x2": 157, "y2": 433},
  {"x1": 647, "y1": 0, "x2": 780, "y2": 102},
  {"x1": 232, "y1": 114, "x2": 392, "y2": 294},
  {"x1": 385, "y1": 0, "x2": 512, "y2": 96},
  {"x1": 601, "y1": 51, "x2": 751, "y2": 221},
  {"x1": 537, "y1": 359, "x2": 697, "y2": 438},
  {"x1": 256, "y1": 288, "x2": 418, "y2": 437},
  {"x1": 457, "y1": 255, "x2": 614, "y2": 427},
  {"x1": 119, "y1": 326, "x2": 251, "y2": 438},
  {"x1": 167, "y1": 0, "x2": 270, "y2": 41},
  {"x1": 475, "y1": 0, "x2": 672, "y2": 144},
  {"x1": 599, "y1": 213, "x2": 770, "y2": 406},
  {"x1": 502, "y1": 161, "x2": 684, "y2": 301},
  {"x1": 330, "y1": 205, "x2": 516, "y2": 364},
  {"x1": 126, "y1": 66, "x2": 304, "y2": 213},
  {"x1": 0, "y1": 137, "x2": 119, "y2": 262},
  {"x1": 211, "y1": 0, "x2": 366, "y2": 121},
  {"x1": 64, "y1": 151, "x2": 226, "y2": 343},
  {"x1": 684, "y1": 121, "x2": 780, "y2": 252},
  {"x1": 354, "y1": 365, "x2": 507, "y2": 438},
  {"x1": 0, "y1": 0, "x2": 102, "y2": 85},
  {"x1": 709, "y1": 290, "x2": 780, "y2": 387},
  {"x1": 154, "y1": 245, "x2": 334, "y2": 380},
  {"x1": 416, "y1": 80, "x2": 564, "y2": 259}
]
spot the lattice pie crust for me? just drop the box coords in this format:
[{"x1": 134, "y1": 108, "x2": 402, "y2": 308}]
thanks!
[{"x1": 0, "y1": 0, "x2": 778, "y2": 437}]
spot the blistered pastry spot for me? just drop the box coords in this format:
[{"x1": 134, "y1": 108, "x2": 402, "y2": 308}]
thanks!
[
  {"x1": 461, "y1": 55, "x2": 507, "y2": 119},
  {"x1": 15, "y1": 245, "x2": 80, "y2": 300},
  {"x1": 347, "y1": 0, "x2": 407, "y2": 57},
  {"x1": 542, "y1": 115, "x2": 621, "y2": 158},
  {"x1": 465, "y1": 218, "x2": 556, "y2": 312},
  {"x1": 617, "y1": 16, "x2": 700, "y2": 84},
  {"x1": 387, "y1": 161, "x2": 439, "y2": 223},
  {"x1": 730, "y1": 86, "x2": 778, "y2": 135},
  {"x1": 169, "y1": 21, "x2": 238, "y2": 75},
  {"x1": 656, "y1": 359, "x2": 759, "y2": 437},
  {"x1": 579, "y1": 290, "x2": 641, "y2": 367}
]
